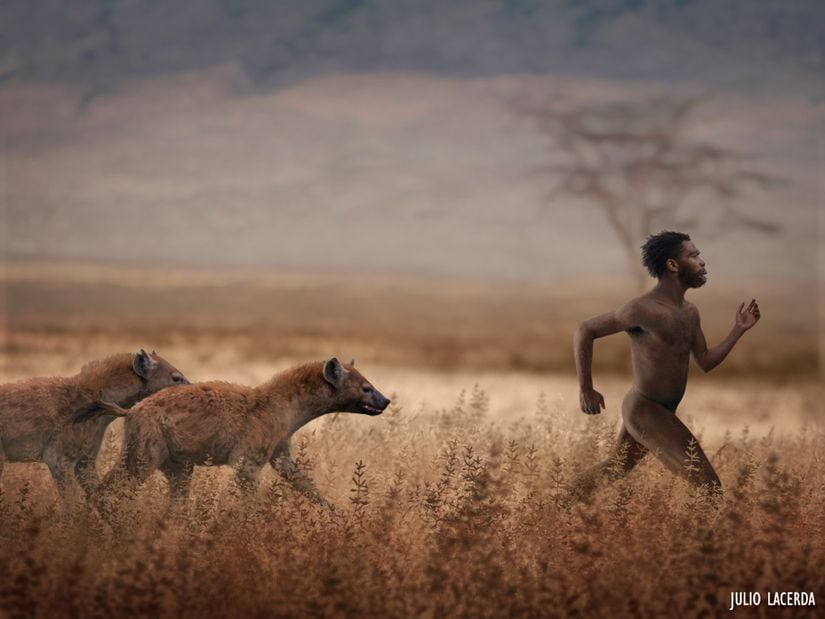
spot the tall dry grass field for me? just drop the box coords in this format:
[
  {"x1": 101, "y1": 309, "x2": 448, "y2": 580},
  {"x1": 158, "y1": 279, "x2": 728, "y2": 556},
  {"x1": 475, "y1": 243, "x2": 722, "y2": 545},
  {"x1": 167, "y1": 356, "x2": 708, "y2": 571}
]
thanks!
[{"x1": 1, "y1": 265, "x2": 823, "y2": 617}]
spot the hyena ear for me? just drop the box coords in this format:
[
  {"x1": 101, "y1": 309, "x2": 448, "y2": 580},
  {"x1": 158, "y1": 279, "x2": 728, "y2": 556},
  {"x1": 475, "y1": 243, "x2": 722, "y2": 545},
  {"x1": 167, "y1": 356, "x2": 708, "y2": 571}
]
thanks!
[
  {"x1": 323, "y1": 357, "x2": 344, "y2": 389},
  {"x1": 133, "y1": 349, "x2": 158, "y2": 379},
  {"x1": 350, "y1": 358, "x2": 355, "y2": 367}
]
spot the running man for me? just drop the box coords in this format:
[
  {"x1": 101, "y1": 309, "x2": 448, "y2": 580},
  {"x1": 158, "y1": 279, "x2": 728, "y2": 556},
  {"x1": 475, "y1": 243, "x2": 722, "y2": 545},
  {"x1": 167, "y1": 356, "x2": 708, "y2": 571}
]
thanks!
[{"x1": 572, "y1": 231, "x2": 760, "y2": 497}]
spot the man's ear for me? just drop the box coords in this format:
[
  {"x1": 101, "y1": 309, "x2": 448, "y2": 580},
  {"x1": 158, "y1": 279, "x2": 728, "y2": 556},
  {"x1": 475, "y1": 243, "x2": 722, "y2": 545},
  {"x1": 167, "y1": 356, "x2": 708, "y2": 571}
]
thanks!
[
  {"x1": 133, "y1": 349, "x2": 158, "y2": 379},
  {"x1": 323, "y1": 358, "x2": 344, "y2": 389},
  {"x1": 666, "y1": 258, "x2": 679, "y2": 273}
]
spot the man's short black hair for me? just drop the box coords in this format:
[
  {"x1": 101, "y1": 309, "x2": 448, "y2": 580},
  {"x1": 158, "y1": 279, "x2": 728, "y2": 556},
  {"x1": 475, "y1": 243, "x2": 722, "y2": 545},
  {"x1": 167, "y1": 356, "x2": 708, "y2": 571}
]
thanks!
[{"x1": 641, "y1": 231, "x2": 691, "y2": 278}]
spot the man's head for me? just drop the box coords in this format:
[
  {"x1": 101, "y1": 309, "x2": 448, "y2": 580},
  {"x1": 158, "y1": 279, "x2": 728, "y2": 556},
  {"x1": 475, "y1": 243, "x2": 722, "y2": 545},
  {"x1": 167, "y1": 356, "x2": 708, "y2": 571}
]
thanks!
[{"x1": 641, "y1": 230, "x2": 707, "y2": 288}]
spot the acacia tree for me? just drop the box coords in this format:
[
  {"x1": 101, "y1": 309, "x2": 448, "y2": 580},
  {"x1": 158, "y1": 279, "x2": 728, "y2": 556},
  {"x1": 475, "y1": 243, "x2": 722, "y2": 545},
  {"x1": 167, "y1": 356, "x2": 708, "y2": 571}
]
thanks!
[{"x1": 527, "y1": 96, "x2": 781, "y2": 289}]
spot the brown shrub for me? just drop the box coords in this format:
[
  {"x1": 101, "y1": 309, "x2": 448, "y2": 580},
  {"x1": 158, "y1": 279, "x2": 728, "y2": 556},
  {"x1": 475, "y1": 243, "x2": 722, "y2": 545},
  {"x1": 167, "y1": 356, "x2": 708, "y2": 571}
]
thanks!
[{"x1": 0, "y1": 386, "x2": 822, "y2": 618}]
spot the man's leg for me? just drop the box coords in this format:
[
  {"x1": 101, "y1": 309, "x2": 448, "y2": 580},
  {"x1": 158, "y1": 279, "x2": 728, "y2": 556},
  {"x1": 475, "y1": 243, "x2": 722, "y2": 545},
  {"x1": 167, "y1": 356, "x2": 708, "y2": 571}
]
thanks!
[
  {"x1": 568, "y1": 422, "x2": 648, "y2": 501},
  {"x1": 622, "y1": 389, "x2": 721, "y2": 491}
]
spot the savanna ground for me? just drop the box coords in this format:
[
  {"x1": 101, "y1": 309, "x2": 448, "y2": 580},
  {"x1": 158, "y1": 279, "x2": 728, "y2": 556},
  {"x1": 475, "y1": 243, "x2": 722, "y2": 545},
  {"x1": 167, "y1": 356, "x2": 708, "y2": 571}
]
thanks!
[{"x1": 1, "y1": 263, "x2": 823, "y2": 618}]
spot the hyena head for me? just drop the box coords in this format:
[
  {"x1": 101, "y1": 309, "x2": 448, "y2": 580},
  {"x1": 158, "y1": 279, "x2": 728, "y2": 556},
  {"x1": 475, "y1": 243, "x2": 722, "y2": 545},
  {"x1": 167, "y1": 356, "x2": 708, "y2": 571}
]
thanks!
[
  {"x1": 322, "y1": 357, "x2": 390, "y2": 416},
  {"x1": 133, "y1": 349, "x2": 190, "y2": 395}
]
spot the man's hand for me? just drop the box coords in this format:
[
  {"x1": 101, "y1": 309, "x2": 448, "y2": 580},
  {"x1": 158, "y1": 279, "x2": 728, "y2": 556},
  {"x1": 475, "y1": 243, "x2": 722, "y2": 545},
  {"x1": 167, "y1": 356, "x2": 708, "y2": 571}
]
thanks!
[
  {"x1": 579, "y1": 387, "x2": 605, "y2": 415},
  {"x1": 735, "y1": 299, "x2": 761, "y2": 332}
]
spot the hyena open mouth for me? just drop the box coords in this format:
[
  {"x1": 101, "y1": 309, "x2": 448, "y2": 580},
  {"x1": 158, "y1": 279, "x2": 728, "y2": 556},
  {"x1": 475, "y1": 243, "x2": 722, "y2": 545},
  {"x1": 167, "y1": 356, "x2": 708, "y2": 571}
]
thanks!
[{"x1": 361, "y1": 403, "x2": 387, "y2": 415}]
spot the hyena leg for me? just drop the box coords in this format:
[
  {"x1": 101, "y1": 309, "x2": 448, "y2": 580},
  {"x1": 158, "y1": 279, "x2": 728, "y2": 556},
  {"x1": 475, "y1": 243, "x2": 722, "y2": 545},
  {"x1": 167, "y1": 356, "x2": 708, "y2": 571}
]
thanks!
[
  {"x1": 117, "y1": 419, "x2": 169, "y2": 491},
  {"x1": 98, "y1": 461, "x2": 130, "y2": 496},
  {"x1": 95, "y1": 425, "x2": 167, "y2": 513},
  {"x1": 94, "y1": 459, "x2": 157, "y2": 524},
  {"x1": 0, "y1": 439, "x2": 6, "y2": 492},
  {"x1": 95, "y1": 462, "x2": 133, "y2": 515},
  {"x1": 42, "y1": 442, "x2": 79, "y2": 500},
  {"x1": 270, "y1": 440, "x2": 329, "y2": 507},
  {"x1": 160, "y1": 460, "x2": 194, "y2": 503},
  {"x1": 232, "y1": 456, "x2": 265, "y2": 495},
  {"x1": 75, "y1": 457, "x2": 100, "y2": 499}
]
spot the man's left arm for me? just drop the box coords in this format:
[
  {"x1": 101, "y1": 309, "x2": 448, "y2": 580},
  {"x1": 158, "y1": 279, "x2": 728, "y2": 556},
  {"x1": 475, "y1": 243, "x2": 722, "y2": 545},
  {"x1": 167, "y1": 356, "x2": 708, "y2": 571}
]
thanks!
[{"x1": 692, "y1": 299, "x2": 761, "y2": 373}]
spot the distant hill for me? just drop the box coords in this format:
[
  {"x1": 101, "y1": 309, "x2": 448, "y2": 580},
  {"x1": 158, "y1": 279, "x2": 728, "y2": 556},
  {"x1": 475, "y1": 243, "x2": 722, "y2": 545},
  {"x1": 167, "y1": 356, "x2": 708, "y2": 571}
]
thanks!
[
  {"x1": 0, "y1": 1, "x2": 821, "y2": 286},
  {"x1": 1, "y1": 0, "x2": 823, "y2": 96}
]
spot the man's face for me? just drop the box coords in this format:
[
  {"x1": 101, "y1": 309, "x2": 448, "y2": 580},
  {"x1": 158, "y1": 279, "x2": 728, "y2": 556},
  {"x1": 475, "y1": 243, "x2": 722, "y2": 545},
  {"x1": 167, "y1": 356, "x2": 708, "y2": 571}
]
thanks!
[{"x1": 675, "y1": 241, "x2": 707, "y2": 288}]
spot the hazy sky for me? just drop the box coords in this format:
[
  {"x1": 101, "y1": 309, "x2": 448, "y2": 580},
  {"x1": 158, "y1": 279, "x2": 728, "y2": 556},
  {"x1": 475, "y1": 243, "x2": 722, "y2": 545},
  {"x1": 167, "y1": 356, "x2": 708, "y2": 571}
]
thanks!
[{"x1": 1, "y1": 1, "x2": 822, "y2": 285}]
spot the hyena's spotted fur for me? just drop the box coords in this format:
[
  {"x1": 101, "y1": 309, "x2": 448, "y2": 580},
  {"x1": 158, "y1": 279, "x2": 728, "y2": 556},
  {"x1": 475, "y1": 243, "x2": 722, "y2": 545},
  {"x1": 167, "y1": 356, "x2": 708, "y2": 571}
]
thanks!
[
  {"x1": 87, "y1": 358, "x2": 390, "y2": 507},
  {"x1": 0, "y1": 350, "x2": 189, "y2": 498}
]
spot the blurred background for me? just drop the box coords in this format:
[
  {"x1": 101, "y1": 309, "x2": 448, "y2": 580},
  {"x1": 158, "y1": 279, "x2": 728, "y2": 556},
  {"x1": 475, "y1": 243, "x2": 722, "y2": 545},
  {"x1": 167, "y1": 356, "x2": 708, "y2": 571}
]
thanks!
[{"x1": 0, "y1": 1, "x2": 823, "y2": 428}]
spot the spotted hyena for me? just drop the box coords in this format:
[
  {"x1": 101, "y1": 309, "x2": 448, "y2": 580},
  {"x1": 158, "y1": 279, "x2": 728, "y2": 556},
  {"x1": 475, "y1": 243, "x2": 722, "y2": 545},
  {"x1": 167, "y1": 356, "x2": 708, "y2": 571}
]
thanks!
[
  {"x1": 0, "y1": 350, "x2": 189, "y2": 498},
  {"x1": 83, "y1": 358, "x2": 389, "y2": 508}
]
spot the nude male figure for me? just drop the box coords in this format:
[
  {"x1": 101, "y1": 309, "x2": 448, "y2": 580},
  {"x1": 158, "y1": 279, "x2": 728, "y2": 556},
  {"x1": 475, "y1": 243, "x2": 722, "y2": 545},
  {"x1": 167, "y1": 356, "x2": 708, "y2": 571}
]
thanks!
[{"x1": 572, "y1": 231, "x2": 760, "y2": 496}]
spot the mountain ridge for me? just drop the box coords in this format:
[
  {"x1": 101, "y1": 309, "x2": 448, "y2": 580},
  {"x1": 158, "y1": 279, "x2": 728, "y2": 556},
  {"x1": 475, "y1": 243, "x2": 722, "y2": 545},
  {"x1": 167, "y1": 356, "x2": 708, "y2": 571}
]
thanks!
[{"x1": 1, "y1": 0, "x2": 823, "y2": 97}]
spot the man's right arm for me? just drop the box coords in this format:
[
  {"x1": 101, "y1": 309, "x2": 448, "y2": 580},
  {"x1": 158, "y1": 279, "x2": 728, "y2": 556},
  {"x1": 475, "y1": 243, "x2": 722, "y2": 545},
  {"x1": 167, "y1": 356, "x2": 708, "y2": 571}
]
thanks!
[{"x1": 574, "y1": 302, "x2": 642, "y2": 415}]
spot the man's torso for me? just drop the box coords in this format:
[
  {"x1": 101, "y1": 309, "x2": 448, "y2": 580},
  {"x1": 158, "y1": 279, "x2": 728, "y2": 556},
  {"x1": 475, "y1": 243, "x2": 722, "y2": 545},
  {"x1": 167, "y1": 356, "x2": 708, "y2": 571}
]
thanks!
[{"x1": 626, "y1": 295, "x2": 698, "y2": 411}]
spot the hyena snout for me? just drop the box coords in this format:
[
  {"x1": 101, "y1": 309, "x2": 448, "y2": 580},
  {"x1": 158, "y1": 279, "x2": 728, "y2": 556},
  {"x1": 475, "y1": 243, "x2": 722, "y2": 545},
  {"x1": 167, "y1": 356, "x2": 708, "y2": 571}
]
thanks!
[
  {"x1": 134, "y1": 349, "x2": 190, "y2": 392},
  {"x1": 359, "y1": 388, "x2": 391, "y2": 416},
  {"x1": 324, "y1": 357, "x2": 391, "y2": 416}
]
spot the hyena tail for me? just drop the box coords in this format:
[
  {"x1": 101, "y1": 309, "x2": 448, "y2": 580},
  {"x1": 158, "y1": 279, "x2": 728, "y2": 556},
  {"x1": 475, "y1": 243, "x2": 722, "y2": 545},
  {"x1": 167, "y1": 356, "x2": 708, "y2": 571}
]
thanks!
[{"x1": 72, "y1": 400, "x2": 129, "y2": 424}]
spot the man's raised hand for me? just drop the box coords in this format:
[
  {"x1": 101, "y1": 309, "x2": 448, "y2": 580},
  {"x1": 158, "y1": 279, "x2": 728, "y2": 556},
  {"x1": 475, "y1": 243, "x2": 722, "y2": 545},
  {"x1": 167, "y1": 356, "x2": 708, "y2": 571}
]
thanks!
[{"x1": 735, "y1": 299, "x2": 761, "y2": 332}]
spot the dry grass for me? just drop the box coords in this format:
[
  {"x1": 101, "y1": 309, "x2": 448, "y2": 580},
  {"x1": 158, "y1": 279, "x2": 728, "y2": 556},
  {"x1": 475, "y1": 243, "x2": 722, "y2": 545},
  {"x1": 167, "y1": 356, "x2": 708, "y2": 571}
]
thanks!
[
  {"x1": 1, "y1": 264, "x2": 822, "y2": 617},
  {"x1": 1, "y1": 355, "x2": 823, "y2": 617}
]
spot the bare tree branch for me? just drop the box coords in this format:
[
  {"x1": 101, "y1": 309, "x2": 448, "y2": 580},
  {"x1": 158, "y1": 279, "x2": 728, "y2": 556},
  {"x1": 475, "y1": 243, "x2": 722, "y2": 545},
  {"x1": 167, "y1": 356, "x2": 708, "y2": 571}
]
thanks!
[{"x1": 523, "y1": 95, "x2": 783, "y2": 289}]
